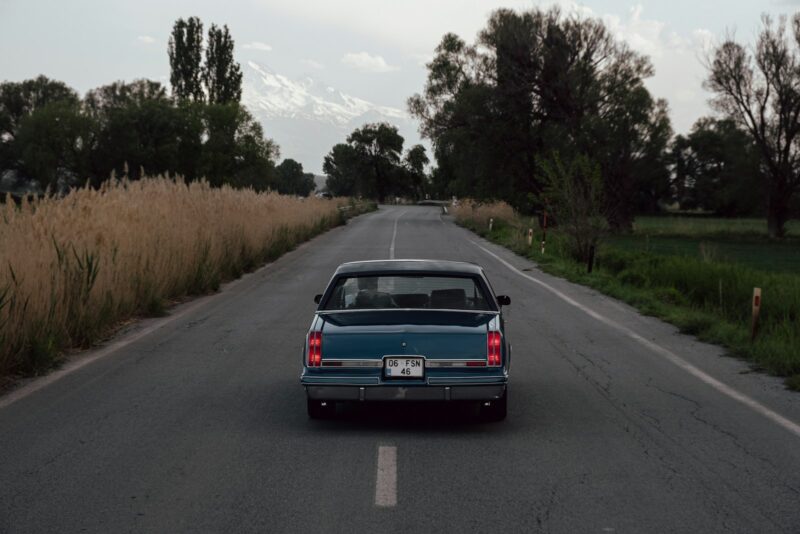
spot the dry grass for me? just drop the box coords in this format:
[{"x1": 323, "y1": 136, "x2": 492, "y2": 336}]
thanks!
[
  {"x1": 0, "y1": 178, "x2": 357, "y2": 375},
  {"x1": 451, "y1": 200, "x2": 517, "y2": 230}
]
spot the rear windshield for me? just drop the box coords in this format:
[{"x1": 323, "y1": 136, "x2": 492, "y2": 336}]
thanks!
[{"x1": 322, "y1": 275, "x2": 492, "y2": 311}]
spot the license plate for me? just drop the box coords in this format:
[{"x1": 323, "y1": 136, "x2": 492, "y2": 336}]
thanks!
[{"x1": 384, "y1": 357, "x2": 424, "y2": 378}]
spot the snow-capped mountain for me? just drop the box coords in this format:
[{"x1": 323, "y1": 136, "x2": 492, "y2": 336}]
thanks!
[{"x1": 242, "y1": 61, "x2": 422, "y2": 174}]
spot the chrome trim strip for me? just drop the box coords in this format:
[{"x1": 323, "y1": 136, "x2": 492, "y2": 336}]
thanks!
[
  {"x1": 321, "y1": 360, "x2": 383, "y2": 368},
  {"x1": 425, "y1": 360, "x2": 487, "y2": 368},
  {"x1": 316, "y1": 309, "x2": 500, "y2": 315}
]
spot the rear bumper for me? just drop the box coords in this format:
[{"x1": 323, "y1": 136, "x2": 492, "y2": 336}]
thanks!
[{"x1": 304, "y1": 383, "x2": 506, "y2": 402}]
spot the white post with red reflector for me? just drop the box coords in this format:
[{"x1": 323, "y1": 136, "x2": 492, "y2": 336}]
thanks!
[
  {"x1": 751, "y1": 287, "x2": 762, "y2": 342},
  {"x1": 489, "y1": 218, "x2": 494, "y2": 232},
  {"x1": 527, "y1": 228, "x2": 533, "y2": 246}
]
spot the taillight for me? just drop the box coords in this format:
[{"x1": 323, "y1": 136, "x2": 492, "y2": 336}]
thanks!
[
  {"x1": 307, "y1": 331, "x2": 322, "y2": 367},
  {"x1": 487, "y1": 331, "x2": 502, "y2": 366}
]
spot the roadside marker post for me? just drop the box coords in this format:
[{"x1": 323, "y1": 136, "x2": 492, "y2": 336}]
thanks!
[
  {"x1": 527, "y1": 228, "x2": 533, "y2": 246},
  {"x1": 540, "y1": 209, "x2": 548, "y2": 254},
  {"x1": 751, "y1": 287, "x2": 762, "y2": 342},
  {"x1": 489, "y1": 218, "x2": 493, "y2": 232}
]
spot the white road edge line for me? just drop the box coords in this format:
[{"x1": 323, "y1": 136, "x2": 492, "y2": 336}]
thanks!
[
  {"x1": 375, "y1": 445, "x2": 398, "y2": 507},
  {"x1": 471, "y1": 240, "x2": 800, "y2": 440},
  {"x1": 389, "y1": 210, "x2": 407, "y2": 259}
]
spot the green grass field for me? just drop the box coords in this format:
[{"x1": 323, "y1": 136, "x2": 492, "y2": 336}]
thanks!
[
  {"x1": 632, "y1": 216, "x2": 800, "y2": 237},
  {"x1": 607, "y1": 235, "x2": 800, "y2": 273},
  {"x1": 455, "y1": 209, "x2": 800, "y2": 391}
]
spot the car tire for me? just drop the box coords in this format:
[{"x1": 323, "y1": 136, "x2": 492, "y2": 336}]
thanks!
[
  {"x1": 307, "y1": 398, "x2": 335, "y2": 419},
  {"x1": 480, "y1": 389, "x2": 507, "y2": 422}
]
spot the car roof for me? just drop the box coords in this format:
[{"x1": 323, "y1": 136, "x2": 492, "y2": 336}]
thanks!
[{"x1": 334, "y1": 259, "x2": 484, "y2": 276}]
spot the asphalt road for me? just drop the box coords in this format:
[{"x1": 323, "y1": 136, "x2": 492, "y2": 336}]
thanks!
[{"x1": 2, "y1": 205, "x2": 800, "y2": 533}]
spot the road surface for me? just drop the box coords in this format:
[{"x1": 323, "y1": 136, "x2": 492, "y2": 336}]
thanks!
[{"x1": 1, "y1": 205, "x2": 799, "y2": 533}]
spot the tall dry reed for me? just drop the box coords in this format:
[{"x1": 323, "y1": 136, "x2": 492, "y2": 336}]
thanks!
[
  {"x1": 0, "y1": 178, "x2": 353, "y2": 375},
  {"x1": 451, "y1": 200, "x2": 518, "y2": 229}
]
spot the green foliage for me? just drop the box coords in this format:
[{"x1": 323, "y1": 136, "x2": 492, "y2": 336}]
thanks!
[
  {"x1": 0, "y1": 76, "x2": 80, "y2": 176},
  {"x1": 323, "y1": 123, "x2": 425, "y2": 201},
  {"x1": 202, "y1": 103, "x2": 278, "y2": 189},
  {"x1": 16, "y1": 100, "x2": 92, "y2": 191},
  {"x1": 84, "y1": 79, "x2": 179, "y2": 182},
  {"x1": 669, "y1": 118, "x2": 763, "y2": 216},
  {"x1": 275, "y1": 159, "x2": 315, "y2": 196},
  {"x1": 203, "y1": 24, "x2": 243, "y2": 104},
  {"x1": 169, "y1": 17, "x2": 205, "y2": 102},
  {"x1": 458, "y1": 210, "x2": 800, "y2": 387},
  {"x1": 409, "y1": 7, "x2": 671, "y2": 229},
  {"x1": 539, "y1": 153, "x2": 607, "y2": 265}
]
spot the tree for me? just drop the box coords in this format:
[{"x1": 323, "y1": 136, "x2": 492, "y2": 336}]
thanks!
[
  {"x1": 0, "y1": 76, "x2": 79, "y2": 172},
  {"x1": 539, "y1": 153, "x2": 607, "y2": 271},
  {"x1": 16, "y1": 100, "x2": 91, "y2": 191},
  {"x1": 169, "y1": 17, "x2": 205, "y2": 102},
  {"x1": 403, "y1": 144, "x2": 429, "y2": 199},
  {"x1": 201, "y1": 103, "x2": 278, "y2": 189},
  {"x1": 84, "y1": 79, "x2": 178, "y2": 182},
  {"x1": 706, "y1": 15, "x2": 800, "y2": 237},
  {"x1": 409, "y1": 8, "x2": 671, "y2": 229},
  {"x1": 275, "y1": 158, "x2": 315, "y2": 196},
  {"x1": 669, "y1": 118, "x2": 763, "y2": 215},
  {"x1": 324, "y1": 143, "x2": 359, "y2": 197},
  {"x1": 204, "y1": 24, "x2": 242, "y2": 104},
  {"x1": 346, "y1": 123, "x2": 405, "y2": 202}
]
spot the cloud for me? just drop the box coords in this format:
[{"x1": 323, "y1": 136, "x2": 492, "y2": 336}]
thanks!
[
  {"x1": 301, "y1": 58, "x2": 324, "y2": 69},
  {"x1": 243, "y1": 41, "x2": 273, "y2": 52},
  {"x1": 137, "y1": 35, "x2": 156, "y2": 45},
  {"x1": 341, "y1": 51, "x2": 398, "y2": 73}
]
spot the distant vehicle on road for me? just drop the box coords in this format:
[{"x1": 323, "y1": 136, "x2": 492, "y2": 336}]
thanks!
[
  {"x1": 315, "y1": 191, "x2": 333, "y2": 199},
  {"x1": 301, "y1": 259, "x2": 511, "y2": 421}
]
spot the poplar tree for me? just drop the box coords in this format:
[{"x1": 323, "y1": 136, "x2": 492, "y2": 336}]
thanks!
[
  {"x1": 168, "y1": 17, "x2": 205, "y2": 101},
  {"x1": 203, "y1": 24, "x2": 243, "y2": 104}
]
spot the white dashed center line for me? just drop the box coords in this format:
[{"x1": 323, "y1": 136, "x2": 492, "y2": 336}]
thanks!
[
  {"x1": 389, "y1": 211, "x2": 406, "y2": 259},
  {"x1": 375, "y1": 445, "x2": 397, "y2": 507}
]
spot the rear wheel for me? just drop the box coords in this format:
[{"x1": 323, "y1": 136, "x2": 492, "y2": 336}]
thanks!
[
  {"x1": 307, "y1": 398, "x2": 335, "y2": 419},
  {"x1": 480, "y1": 389, "x2": 507, "y2": 422}
]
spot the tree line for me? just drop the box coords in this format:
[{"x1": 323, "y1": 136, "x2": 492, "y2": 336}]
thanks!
[
  {"x1": 401, "y1": 7, "x2": 800, "y2": 237},
  {"x1": 323, "y1": 123, "x2": 429, "y2": 202},
  {"x1": 0, "y1": 17, "x2": 315, "y2": 197}
]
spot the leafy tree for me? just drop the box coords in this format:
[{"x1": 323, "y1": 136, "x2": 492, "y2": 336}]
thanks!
[
  {"x1": 706, "y1": 14, "x2": 800, "y2": 237},
  {"x1": 409, "y1": 7, "x2": 671, "y2": 230},
  {"x1": 204, "y1": 24, "x2": 242, "y2": 104},
  {"x1": 169, "y1": 17, "x2": 205, "y2": 102},
  {"x1": 0, "y1": 76, "x2": 79, "y2": 172},
  {"x1": 539, "y1": 153, "x2": 607, "y2": 270},
  {"x1": 323, "y1": 143, "x2": 359, "y2": 197},
  {"x1": 16, "y1": 100, "x2": 91, "y2": 191},
  {"x1": 275, "y1": 158, "x2": 315, "y2": 196},
  {"x1": 669, "y1": 118, "x2": 763, "y2": 216},
  {"x1": 403, "y1": 144, "x2": 429, "y2": 199},
  {"x1": 84, "y1": 79, "x2": 178, "y2": 182},
  {"x1": 201, "y1": 103, "x2": 277, "y2": 189}
]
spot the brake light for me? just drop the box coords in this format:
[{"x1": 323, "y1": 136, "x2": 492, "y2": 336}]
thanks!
[
  {"x1": 487, "y1": 331, "x2": 502, "y2": 366},
  {"x1": 307, "y1": 331, "x2": 322, "y2": 367}
]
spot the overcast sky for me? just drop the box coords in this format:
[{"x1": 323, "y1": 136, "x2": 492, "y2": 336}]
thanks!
[{"x1": 2, "y1": 0, "x2": 799, "y2": 137}]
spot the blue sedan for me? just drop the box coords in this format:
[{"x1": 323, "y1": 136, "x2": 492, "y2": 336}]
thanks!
[{"x1": 301, "y1": 259, "x2": 511, "y2": 421}]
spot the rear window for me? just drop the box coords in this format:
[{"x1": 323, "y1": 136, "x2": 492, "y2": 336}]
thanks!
[{"x1": 322, "y1": 275, "x2": 492, "y2": 311}]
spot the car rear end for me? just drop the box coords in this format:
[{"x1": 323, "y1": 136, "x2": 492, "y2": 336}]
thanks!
[{"x1": 300, "y1": 262, "x2": 510, "y2": 420}]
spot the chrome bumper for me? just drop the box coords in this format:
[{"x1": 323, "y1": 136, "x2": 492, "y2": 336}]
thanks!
[{"x1": 305, "y1": 384, "x2": 506, "y2": 402}]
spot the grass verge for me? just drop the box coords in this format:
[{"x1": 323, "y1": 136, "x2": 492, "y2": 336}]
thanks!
[
  {"x1": 0, "y1": 178, "x2": 375, "y2": 377},
  {"x1": 452, "y1": 202, "x2": 800, "y2": 391}
]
